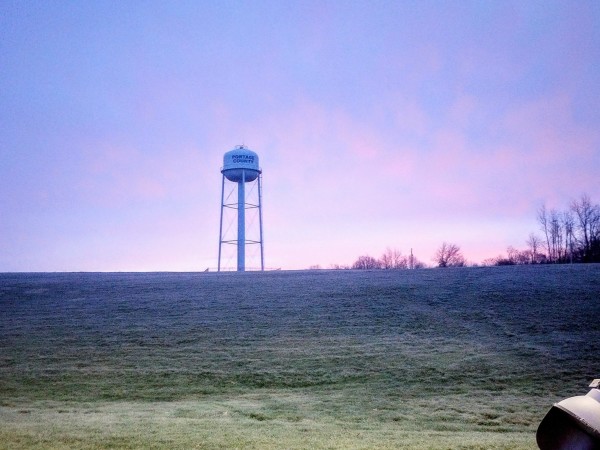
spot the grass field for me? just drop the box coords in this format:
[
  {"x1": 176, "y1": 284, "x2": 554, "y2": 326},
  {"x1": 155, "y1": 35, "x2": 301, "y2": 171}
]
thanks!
[{"x1": 1, "y1": 265, "x2": 599, "y2": 449}]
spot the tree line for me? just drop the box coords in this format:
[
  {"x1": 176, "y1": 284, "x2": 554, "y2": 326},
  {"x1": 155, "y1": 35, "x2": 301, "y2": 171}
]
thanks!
[
  {"x1": 311, "y1": 244, "x2": 461, "y2": 270},
  {"x1": 350, "y1": 248, "x2": 427, "y2": 270},
  {"x1": 320, "y1": 242, "x2": 466, "y2": 270},
  {"x1": 316, "y1": 193, "x2": 599, "y2": 270},
  {"x1": 309, "y1": 248, "x2": 427, "y2": 271},
  {"x1": 485, "y1": 193, "x2": 600, "y2": 265}
]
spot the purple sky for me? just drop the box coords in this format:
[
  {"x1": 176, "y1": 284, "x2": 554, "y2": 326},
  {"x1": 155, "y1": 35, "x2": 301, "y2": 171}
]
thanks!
[{"x1": 1, "y1": 1, "x2": 599, "y2": 271}]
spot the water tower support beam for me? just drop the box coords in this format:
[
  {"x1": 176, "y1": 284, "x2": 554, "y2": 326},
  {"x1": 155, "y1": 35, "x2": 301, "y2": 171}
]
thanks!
[
  {"x1": 217, "y1": 173, "x2": 225, "y2": 272},
  {"x1": 237, "y1": 170, "x2": 246, "y2": 271},
  {"x1": 258, "y1": 173, "x2": 264, "y2": 271}
]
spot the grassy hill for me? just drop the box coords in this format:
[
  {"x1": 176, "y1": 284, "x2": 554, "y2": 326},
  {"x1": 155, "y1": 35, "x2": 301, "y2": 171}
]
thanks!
[{"x1": 1, "y1": 265, "x2": 598, "y2": 449}]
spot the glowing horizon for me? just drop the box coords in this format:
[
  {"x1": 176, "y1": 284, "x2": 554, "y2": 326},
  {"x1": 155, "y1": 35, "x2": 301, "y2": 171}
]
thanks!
[{"x1": 1, "y1": 1, "x2": 599, "y2": 272}]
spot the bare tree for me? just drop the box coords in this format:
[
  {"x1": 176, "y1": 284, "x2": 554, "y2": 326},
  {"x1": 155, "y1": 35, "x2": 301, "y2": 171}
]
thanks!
[
  {"x1": 549, "y1": 209, "x2": 563, "y2": 262},
  {"x1": 538, "y1": 205, "x2": 570, "y2": 263},
  {"x1": 352, "y1": 255, "x2": 381, "y2": 270},
  {"x1": 380, "y1": 248, "x2": 395, "y2": 269},
  {"x1": 506, "y1": 246, "x2": 518, "y2": 264},
  {"x1": 482, "y1": 255, "x2": 502, "y2": 266},
  {"x1": 411, "y1": 255, "x2": 426, "y2": 269},
  {"x1": 562, "y1": 210, "x2": 575, "y2": 263},
  {"x1": 494, "y1": 194, "x2": 600, "y2": 266},
  {"x1": 433, "y1": 242, "x2": 465, "y2": 268},
  {"x1": 506, "y1": 246, "x2": 530, "y2": 265},
  {"x1": 380, "y1": 248, "x2": 407, "y2": 269},
  {"x1": 538, "y1": 204, "x2": 552, "y2": 262},
  {"x1": 571, "y1": 194, "x2": 600, "y2": 262},
  {"x1": 526, "y1": 233, "x2": 544, "y2": 264}
]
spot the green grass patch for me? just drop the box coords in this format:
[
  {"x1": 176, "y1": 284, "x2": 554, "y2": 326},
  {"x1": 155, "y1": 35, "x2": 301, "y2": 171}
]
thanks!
[{"x1": 1, "y1": 266, "x2": 598, "y2": 448}]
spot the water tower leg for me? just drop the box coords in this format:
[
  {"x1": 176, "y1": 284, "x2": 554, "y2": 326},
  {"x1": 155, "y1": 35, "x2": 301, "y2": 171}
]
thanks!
[
  {"x1": 258, "y1": 173, "x2": 264, "y2": 271},
  {"x1": 218, "y1": 174, "x2": 225, "y2": 272},
  {"x1": 237, "y1": 170, "x2": 245, "y2": 271}
]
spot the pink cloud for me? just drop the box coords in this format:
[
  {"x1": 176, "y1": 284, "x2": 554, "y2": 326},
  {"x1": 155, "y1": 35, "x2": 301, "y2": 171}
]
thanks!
[
  {"x1": 79, "y1": 142, "x2": 212, "y2": 207},
  {"x1": 498, "y1": 93, "x2": 600, "y2": 201},
  {"x1": 194, "y1": 89, "x2": 599, "y2": 268}
]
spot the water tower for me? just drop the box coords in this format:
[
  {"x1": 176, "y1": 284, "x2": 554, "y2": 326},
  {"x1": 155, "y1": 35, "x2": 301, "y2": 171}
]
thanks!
[{"x1": 218, "y1": 145, "x2": 264, "y2": 271}]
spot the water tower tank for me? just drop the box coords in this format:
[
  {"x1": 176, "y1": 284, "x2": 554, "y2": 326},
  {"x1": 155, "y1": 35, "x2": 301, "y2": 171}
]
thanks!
[{"x1": 222, "y1": 146, "x2": 260, "y2": 182}]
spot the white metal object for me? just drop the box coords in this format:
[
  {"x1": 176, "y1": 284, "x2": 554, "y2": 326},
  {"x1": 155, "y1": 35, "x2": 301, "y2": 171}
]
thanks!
[
  {"x1": 218, "y1": 145, "x2": 264, "y2": 272},
  {"x1": 537, "y1": 379, "x2": 600, "y2": 449}
]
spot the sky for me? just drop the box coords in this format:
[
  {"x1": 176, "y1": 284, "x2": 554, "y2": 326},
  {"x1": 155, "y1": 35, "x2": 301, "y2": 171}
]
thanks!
[{"x1": 1, "y1": 0, "x2": 599, "y2": 271}]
